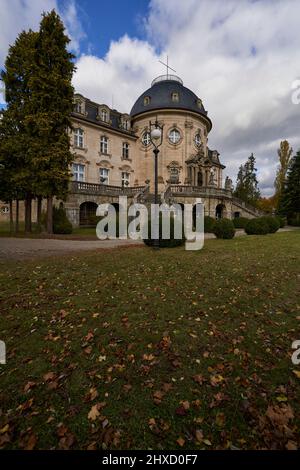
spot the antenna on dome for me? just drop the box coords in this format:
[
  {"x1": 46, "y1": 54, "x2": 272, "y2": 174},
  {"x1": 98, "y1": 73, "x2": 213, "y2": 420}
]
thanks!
[{"x1": 159, "y1": 56, "x2": 176, "y2": 79}]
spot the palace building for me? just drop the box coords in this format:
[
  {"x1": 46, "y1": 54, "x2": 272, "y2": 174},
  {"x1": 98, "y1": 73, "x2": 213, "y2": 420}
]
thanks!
[{"x1": 0, "y1": 74, "x2": 262, "y2": 226}]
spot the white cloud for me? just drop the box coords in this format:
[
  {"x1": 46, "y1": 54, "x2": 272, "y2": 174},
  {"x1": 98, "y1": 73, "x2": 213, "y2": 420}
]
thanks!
[{"x1": 0, "y1": 0, "x2": 84, "y2": 67}]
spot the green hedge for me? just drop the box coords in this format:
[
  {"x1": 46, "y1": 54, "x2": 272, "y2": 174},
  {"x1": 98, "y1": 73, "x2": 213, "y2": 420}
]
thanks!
[
  {"x1": 213, "y1": 218, "x2": 235, "y2": 239},
  {"x1": 245, "y1": 218, "x2": 269, "y2": 235},
  {"x1": 204, "y1": 216, "x2": 216, "y2": 233},
  {"x1": 233, "y1": 217, "x2": 249, "y2": 229},
  {"x1": 143, "y1": 214, "x2": 185, "y2": 248},
  {"x1": 53, "y1": 207, "x2": 73, "y2": 234},
  {"x1": 259, "y1": 216, "x2": 280, "y2": 233},
  {"x1": 275, "y1": 216, "x2": 285, "y2": 228}
]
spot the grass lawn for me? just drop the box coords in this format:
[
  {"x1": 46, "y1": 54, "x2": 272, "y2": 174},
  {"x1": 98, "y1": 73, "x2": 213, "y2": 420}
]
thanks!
[{"x1": 0, "y1": 232, "x2": 299, "y2": 450}]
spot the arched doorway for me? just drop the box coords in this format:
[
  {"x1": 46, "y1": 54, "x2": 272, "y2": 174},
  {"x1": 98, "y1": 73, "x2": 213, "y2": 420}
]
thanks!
[
  {"x1": 80, "y1": 201, "x2": 98, "y2": 226},
  {"x1": 215, "y1": 203, "x2": 225, "y2": 219}
]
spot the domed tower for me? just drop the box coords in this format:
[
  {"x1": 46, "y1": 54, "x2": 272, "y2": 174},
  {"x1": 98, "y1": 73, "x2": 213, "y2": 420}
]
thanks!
[{"x1": 130, "y1": 74, "x2": 224, "y2": 191}]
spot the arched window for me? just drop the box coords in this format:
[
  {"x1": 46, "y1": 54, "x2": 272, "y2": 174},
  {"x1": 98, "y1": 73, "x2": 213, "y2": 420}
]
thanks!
[
  {"x1": 171, "y1": 92, "x2": 179, "y2": 102},
  {"x1": 144, "y1": 96, "x2": 150, "y2": 106},
  {"x1": 100, "y1": 136, "x2": 108, "y2": 154},
  {"x1": 74, "y1": 128, "x2": 84, "y2": 148},
  {"x1": 168, "y1": 128, "x2": 181, "y2": 145},
  {"x1": 142, "y1": 132, "x2": 151, "y2": 146}
]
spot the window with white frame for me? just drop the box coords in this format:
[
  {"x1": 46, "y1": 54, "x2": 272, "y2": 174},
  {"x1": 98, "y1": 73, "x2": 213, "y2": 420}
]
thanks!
[
  {"x1": 121, "y1": 171, "x2": 130, "y2": 187},
  {"x1": 100, "y1": 136, "x2": 108, "y2": 154},
  {"x1": 123, "y1": 120, "x2": 130, "y2": 131},
  {"x1": 168, "y1": 128, "x2": 181, "y2": 144},
  {"x1": 74, "y1": 128, "x2": 84, "y2": 148},
  {"x1": 100, "y1": 168, "x2": 109, "y2": 184},
  {"x1": 142, "y1": 131, "x2": 151, "y2": 146},
  {"x1": 101, "y1": 109, "x2": 108, "y2": 122},
  {"x1": 122, "y1": 142, "x2": 129, "y2": 159},
  {"x1": 72, "y1": 163, "x2": 85, "y2": 181},
  {"x1": 171, "y1": 92, "x2": 179, "y2": 102},
  {"x1": 74, "y1": 101, "x2": 82, "y2": 114}
]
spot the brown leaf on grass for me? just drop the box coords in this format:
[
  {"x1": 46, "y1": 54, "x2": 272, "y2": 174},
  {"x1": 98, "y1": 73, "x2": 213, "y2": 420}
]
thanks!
[
  {"x1": 85, "y1": 331, "x2": 94, "y2": 342},
  {"x1": 192, "y1": 374, "x2": 205, "y2": 384},
  {"x1": 177, "y1": 437, "x2": 185, "y2": 447},
  {"x1": 23, "y1": 381, "x2": 36, "y2": 393},
  {"x1": 286, "y1": 440, "x2": 298, "y2": 450},
  {"x1": 58, "y1": 433, "x2": 75, "y2": 450},
  {"x1": 195, "y1": 429, "x2": 203, "y2": 443},
  {"x1": 266, "y1": 404, "x2": 294, "y2": 427},
  {"x1": 153, "y1": 390, "x2": 164, "y2": 404},
  {"x1": 216, "y1": 412, "x2": 226, "y2": 427},
  {"x1": 0, "y1": 433, "x2": 11, "y2": 448},
  {"x1": 25, "y1": 433, "x2": 37, "y2": 450},
  {"x1": 43, "y1": 372, "x2": 56, "y2": 382},
  {"x1": 175, "y1": 405, "x2": 188, "y2": 416},
  {"x1": 88, "y1": 402, "x2": 106, "y2": 421},
  {"x1": 88, "y1": 405, "x2": 100, "y2": 421},
  {"x1": 162, "y1": 383, "x2": 172, "y2": 393},
  {"x1": 84, "y1": 387, "x2": 99, "y2": 402}
]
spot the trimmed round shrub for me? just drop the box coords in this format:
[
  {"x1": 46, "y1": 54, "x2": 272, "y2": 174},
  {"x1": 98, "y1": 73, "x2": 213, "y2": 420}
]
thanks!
[
  {"x1": 53, "y1": 207, "x2": 73, "y2": 234},
  {"x1": 143, "y1": 214, "x2": 185, "y2": 248},
  {"x1": 213, "y1": 218, "x2": 235, "y2": 239},
  {"x1": 233, "y1": 217, "x2": 248, "y2": 229},
  {"x1": 245, "y1": 218, "x2": 269, "y2": 235},
  {"x1": 260, "y1": 216, "x2": 280, "y2": 233},
  {"x1": 204, "y1": 216, "x2": 216, "y2": 233}
]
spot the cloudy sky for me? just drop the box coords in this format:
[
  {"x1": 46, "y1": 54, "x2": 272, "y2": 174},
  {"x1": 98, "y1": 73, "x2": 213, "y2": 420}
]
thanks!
[{"x1": 1, "y1": 0, "x2": 300, "y2": 195}]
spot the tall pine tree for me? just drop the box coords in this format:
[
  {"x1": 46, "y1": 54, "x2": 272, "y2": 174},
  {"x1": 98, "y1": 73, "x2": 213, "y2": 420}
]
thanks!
[
  {"x1": 0, "y1": 31, "x2": 38, "y2": 232},
  {"x1": 233, "y1": 153, "x2": 260, "y2": 206},
  {"x1": 27, "y1": 10, "x2": 75, "y2": 233},
  {"x1": 278, "y1": 150, "x2": 300, "y2": 222},
  {"x1": 274, "y1": 140, "x2": 293, "y2": 207}
]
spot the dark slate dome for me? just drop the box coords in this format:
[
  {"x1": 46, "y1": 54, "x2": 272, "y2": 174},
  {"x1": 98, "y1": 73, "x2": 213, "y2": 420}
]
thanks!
[{"x1": 130, "y1": 75, "x2": 211, "y2": 126}]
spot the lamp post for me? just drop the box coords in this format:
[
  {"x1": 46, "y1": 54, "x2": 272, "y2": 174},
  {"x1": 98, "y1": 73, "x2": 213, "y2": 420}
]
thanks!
[{"x1": 149, "y1": 118, "x2": 163, "y2": 249}]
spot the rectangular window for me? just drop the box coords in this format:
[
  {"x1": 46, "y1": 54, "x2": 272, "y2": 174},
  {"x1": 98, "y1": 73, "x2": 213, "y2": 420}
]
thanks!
[
  {"x1": 100, "y1": 136, "x2": 108, "y2": 154},
  {"x1": 100, "y1": 168, "x2": 109, "y2": 185},
  {"x1": 121, "y1": 171, "x2": 130, "y2": 187},
  {"x1": 122, "y1": 142, "x2": 129, "y2": 159},
  {"x1": 72, "y1": 163, "x2": 85, "y2": 182},
  {"x1": 74, "y1": 128, "x2": 84, "y2": 148}
]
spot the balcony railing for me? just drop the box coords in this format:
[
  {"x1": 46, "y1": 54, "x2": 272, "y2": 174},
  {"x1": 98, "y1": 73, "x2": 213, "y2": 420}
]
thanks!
[
  {"x1": 167, "y1": 185, "x2": 232, "y2": 198},
  {"x1": 70, "y1": 181, "x2": 146, "y2": 196}
]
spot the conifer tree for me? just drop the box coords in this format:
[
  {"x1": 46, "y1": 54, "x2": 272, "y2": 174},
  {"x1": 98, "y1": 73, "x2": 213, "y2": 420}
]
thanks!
[
  {"x1": 0, "y1": 31, "x2": 38, "y2": 232},
  {"x1": 274, "y1": 140, "x2": 293, "y2": 206},
  {"x1": 278, "y1": 150, "x2": 300, "y2": 221},
  {"x1": 27, "y1": 10, "x2": 75, "y2": 233},
  {"x1": 233, "y1": 153, "x2": 260, "y2": 206}
]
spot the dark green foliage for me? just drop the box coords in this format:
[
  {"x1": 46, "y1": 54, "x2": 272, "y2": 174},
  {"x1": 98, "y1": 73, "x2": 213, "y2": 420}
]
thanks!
[
  {"x1": 52, "y1": 207, "x2": 72, "y2": 234},
  {"x1": 143, "y1": 214, "x2": 185, "y2": 248},
  {"x1": 289, "y1": 216, "x2": 300, "y2": 227},
  {"x1": 233, "y1": 217, "x2": 249, "y2": 229},
  {"x1": 278, "y1": 150, "x2": 300, "y2": 222},
  {"x1": 204, "y1": 216, "x2": 216, "y2": 233},
  {"x1": 233, "y1": 153, "x2": 260, "y2": 206},
  {"x1": 245, "y1": 218, "x2": 269, "y2": 235},
  {"x1": 213, "y1": 218, "x2": 235, "y2": 239},
  {"x1": 259, "y1": 216, "x2": 280, "y2": 233},
  {"x1": 275, "y1": 216, "x2": 285, "y2": 228}
]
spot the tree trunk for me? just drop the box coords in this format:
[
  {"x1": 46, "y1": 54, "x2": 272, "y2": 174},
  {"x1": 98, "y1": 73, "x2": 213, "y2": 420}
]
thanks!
[
  {"x1": 37, "y1": 196, "x2": 42, "y2": 231},
  {"x1": 15, "y1": 199, "x2": 19, "y2": 233},
  {"x1": 47, "y1": 196, "x2": 53, "y2": 234},
  {"x1": 9, "y1": 200, "x2": 14, "y2": 235},
  {"x1": 25, "y1": 194, "x2": 32, "y2": 233}
]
